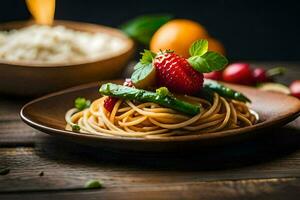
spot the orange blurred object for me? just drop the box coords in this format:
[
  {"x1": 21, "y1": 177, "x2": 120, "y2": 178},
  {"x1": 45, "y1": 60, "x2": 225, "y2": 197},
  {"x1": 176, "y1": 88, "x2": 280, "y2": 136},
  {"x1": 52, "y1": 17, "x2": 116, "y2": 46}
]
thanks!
[
  {"x1": 150, "y1": 19, "x2": 209, "y2": 58},
  {"x1": 26, "y1": 0, "x2": 55, "y2": 25},
  {"x1": 207, "y1": 37, "x2": 225, "y2": 55}
]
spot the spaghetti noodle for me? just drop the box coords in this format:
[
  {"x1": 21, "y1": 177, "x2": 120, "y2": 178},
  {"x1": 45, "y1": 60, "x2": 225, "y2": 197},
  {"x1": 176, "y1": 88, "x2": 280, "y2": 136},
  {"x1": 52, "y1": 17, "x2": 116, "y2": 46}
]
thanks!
[{"x1": 65, "y1": 92, "x2": 257, "y2": 138}]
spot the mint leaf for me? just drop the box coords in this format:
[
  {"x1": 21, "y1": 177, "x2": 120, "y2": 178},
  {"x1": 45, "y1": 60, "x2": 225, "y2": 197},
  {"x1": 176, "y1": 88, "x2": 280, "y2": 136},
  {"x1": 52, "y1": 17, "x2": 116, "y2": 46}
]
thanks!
[
  {"x1": 188, "y1": 56, "x2": 209, "y2": 72},
  {"x1": 120, "y1": 14, "x2": 173, "y2": 45},
  {"x1": 188, "y1": 51, "x2": 228, "y2": 73},
  {"x1": 189, "y1": 39, "x2": 208, "y2": 56},
  {"x1": 131, "y1": 63, "x2": 155, "y2": 86},
  {"x1": 140, "y1": 50, "x2": 156, "y2": 64},
  {"x1": 75, "y1": 97, "x2": 91, "y2": 110}
]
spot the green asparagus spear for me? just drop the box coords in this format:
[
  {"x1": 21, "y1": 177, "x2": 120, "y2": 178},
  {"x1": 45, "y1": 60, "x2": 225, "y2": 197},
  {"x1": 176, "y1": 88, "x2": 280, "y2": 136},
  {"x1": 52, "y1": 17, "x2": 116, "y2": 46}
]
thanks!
[
  {"x1": 99, "y1": 83, "x2": 201, "y2": 115},
  {"x1": 197, "y1": 87, "x2": 214, "y2": 103},
  {"x1": 203, "y1": 79, "x2": 251, "y2": 103}
]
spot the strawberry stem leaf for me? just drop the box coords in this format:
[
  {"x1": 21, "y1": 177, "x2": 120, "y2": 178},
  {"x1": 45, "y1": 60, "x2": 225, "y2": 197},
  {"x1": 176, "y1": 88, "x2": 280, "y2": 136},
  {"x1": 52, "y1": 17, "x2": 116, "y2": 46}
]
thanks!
[
  {"x1": 189, "y1": 39, "x2": 208, "y2": 57},
  {"x1": 140, "y1": 50, "x2": 156, "y2": 64}
]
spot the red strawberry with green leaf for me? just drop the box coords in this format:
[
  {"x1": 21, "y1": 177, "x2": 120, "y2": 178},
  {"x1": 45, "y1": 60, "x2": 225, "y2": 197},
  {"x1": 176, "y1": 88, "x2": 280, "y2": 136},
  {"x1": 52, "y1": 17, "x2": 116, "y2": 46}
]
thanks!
[
  {"x1": 153, "y1": 51, "x2": 204, "y2": 94},
  {"x1": 131, "y1": 39, "x2": 228, "y2": 95}
]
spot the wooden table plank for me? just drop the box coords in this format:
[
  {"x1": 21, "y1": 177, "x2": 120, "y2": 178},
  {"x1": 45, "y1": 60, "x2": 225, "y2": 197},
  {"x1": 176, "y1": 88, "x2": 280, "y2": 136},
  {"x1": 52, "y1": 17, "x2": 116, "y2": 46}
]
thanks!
[
  {"x1": 1, "y1": 178, "x2": 299, "y2": 200},
  {"x1": 0, "y1": 121, "x2": 39, "y2": 146},
  {"x1": 0, "y1": 128, "x2": 300, "y2": 193},
  {"x1": 0, "y1": 97, "x2": 27, "y2": 121}
]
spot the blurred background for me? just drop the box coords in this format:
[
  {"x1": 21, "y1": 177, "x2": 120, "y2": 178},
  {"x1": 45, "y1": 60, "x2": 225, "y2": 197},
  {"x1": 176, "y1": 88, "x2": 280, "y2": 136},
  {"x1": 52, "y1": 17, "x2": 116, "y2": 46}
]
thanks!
[{"x1": 1, "y1": 0, "x2": 299, "y2": 61}]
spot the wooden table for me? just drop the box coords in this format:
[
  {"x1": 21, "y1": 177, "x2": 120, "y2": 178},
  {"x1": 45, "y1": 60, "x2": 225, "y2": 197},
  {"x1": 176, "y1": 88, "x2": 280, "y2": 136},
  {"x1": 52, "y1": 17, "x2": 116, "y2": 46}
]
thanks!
[{"x1": 1, "y1": 62, "x2": 300, "y2": 200}]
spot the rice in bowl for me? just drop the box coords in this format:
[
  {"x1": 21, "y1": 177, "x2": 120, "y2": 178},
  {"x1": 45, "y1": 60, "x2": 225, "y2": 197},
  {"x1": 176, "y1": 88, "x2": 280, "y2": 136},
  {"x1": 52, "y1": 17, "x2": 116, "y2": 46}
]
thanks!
[{"x1": 0, "y1": 25, "x2": 127, "y2": 63}]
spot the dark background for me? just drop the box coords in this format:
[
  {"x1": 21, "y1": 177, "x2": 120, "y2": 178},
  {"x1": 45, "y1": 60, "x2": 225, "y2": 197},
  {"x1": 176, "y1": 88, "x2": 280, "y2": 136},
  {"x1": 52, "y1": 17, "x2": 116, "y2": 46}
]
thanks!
[{"x1": 1, "y1": 0, "x2": 300, "y2": 61}]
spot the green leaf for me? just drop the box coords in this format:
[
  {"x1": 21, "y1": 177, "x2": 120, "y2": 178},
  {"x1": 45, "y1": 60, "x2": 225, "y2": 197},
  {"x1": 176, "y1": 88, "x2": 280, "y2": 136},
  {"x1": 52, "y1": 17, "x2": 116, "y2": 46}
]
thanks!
[
  {"x1": 120, "y1": 14, "x2": 173, "y2": 45},
  {"x1": 131, "y1": 63, "x2": 155, "y2": 84},
  {"x1": 133, "y1": 62, "x2": 144, "y2": 70},
  {"x1": 140, "y1": 50, "x2": 156, "y2": 64},
  {"x1": 75, "y1": 97, "x2": 91, "y2": 111},
  {"x1": 188, "y1": 51, "x2": 228, "y2": 73},
  {"x1": 189, "y1": 39, "x2": 208, "y2": 56},
  {"x1": 84, "y1": 180, "x2": 102, "y2": 189}
]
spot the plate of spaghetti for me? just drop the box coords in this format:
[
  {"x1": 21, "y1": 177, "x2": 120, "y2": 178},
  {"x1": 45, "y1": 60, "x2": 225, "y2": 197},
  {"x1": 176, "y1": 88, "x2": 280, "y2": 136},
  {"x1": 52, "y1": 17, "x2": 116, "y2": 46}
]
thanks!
[
  {"x1": 65, "y1": 82, "x2": 258, "y2": 138},
  {"x1": 20, "y1": 40, "x2": 300, "y2": 152}
]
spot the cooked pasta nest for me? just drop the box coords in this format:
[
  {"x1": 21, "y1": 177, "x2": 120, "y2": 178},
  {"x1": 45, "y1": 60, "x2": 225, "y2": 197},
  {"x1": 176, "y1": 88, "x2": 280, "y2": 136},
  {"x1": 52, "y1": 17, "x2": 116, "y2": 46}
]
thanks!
[{"x1": 65, "y1": 93, "x2": 257, "y2": 138}]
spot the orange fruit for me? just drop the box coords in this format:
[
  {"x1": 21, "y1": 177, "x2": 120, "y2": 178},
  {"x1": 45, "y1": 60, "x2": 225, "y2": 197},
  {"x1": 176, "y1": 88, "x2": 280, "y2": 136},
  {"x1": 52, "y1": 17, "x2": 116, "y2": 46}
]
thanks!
[
  {"x1": 26, "y1": 0, "x2": 56, "y2": 25},
  {"x1": 207, "y1": 37, "x2": 226, "y2": 55},
  {"x1": 150, "y1": 19, "x2": 209, "y2": 58}
]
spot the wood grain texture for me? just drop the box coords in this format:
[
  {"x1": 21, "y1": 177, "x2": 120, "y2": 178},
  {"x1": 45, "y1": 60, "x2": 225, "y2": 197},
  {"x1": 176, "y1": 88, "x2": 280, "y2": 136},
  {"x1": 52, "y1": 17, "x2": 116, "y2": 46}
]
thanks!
[
  {"x1": 1, "y1": 178, "x2": 300, "y2": 200},
  {"x1": 0, "y1": 130, "x2": 300, "y2": 193},
  {"x1": 0, "y1": 62, "x2": 300, "y2": 199}
]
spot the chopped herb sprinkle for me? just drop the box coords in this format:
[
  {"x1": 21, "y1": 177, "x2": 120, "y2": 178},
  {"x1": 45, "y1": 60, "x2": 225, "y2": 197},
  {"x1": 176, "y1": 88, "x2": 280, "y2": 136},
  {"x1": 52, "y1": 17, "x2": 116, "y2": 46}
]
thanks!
[
  {"x1": 84, "y1": 179, "x2": 102, "y2": 189},
  {"x1": 72, "y1": 124, "x2": 81, "y2": 132},
  {"x1": 75, "y1": 97, "x2": 91, "y2": 111}
]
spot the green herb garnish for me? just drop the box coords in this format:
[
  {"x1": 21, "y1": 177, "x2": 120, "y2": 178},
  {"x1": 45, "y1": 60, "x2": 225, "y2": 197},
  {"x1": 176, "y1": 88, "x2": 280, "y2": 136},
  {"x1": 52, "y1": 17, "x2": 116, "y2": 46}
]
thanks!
[
  {"x1": 120, "y1": 14, "x2": 173, "y2": 45},
  {"x1": 72, "y1": 124, "x2": 81, "y2": 132},
  {"x1": 84, "y1": 179, "x2": 102, "y2": 189},
  {"x1": 75, "y1": 97, "x2": 91, "y2": 111},
  {"x1": 188, "y1": 39, "x2": 228, "y2": 73},
  {"x1": 156, "y1": 87, "x2": 170, "y2": 97},
  {"x1": 0, "y1": 168, "x2": 10, "y2": 175}
]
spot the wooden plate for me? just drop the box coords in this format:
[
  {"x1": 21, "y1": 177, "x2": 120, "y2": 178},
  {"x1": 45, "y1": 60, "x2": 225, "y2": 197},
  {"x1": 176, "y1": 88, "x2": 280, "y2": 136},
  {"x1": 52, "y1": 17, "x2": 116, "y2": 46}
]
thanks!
[
  {"x1": 20, "y1": 80, "x2": 300, "y2": 152},
  {"x1": 0, "y1": 20, "x2": 135, "y2": 96}
]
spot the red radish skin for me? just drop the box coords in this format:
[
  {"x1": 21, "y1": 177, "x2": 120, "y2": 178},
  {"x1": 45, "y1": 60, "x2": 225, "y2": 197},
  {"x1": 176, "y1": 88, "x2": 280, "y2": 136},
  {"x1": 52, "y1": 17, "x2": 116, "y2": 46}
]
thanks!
[
  {"x1": 290, "y1": 80, "x2": 300, "y2": 99},
  {"x1": 204, "y1": 71, "x2": 223, "y2": 81},
  {"x1": 252, "y1": 68, "x2": 269, "y2": 83},
  {"x1": 223, "y1": 63, "x2": 254, "y2": 85}
]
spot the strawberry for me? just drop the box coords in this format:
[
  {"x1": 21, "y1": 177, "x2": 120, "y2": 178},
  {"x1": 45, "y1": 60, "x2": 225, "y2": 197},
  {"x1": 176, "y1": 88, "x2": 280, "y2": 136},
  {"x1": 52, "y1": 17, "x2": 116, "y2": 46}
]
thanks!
[
  {"x1": 153, "y1": 52, "x2": 204, "y2": 95},
  {"x1": 131, "y1": 39, "x2": 228, "y2": 95}
]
